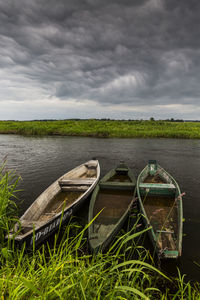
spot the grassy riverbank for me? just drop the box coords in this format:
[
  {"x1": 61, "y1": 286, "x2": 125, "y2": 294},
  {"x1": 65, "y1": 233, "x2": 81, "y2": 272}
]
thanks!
[
  {"x1": 1, "y1": 164, "x2": 200, "y2": 299},
  {"x1": 0, "y1": 119, "x2": 200, "y2": 138},
  {"x1": 2, "y1": 224, "x2": 200, "y2": 299},
  {"x1": 1, "y1": 220, "x2": 200, "y2": 299}
]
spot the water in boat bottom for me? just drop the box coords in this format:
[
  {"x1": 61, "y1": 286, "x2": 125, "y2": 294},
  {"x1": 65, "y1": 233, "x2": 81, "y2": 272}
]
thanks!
[
  {"x1": 107, "y1": 174, "x2": 132, "y2": 182},
  {"x1": 93, "y1": 189, "x2": 134, "y2": 238},
  {"x1": 18, "y1": 191, "x2": 84, "y2": 235},
  {"x1": 142, "y1": 195, "x2": 178, "y2": 250},
  {"x1": 144, "y1": 174, "x2": 165, "y2": 184},
  {"x1": 39, "y1": 191, "x2": 84, "y2": 222}
]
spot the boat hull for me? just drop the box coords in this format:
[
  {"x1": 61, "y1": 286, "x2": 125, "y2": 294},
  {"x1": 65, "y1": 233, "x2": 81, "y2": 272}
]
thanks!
[
  {"x1": 137, "y1": 160, "x2": 183, "y2": 259},
  {"x1": 14, "y1": 195, "x2": 86, "y2": 248},
  {"x1": 7, "y1": 160, "x2": 100, "y2": 248},
  {"x1": 88, "y1": 164, "x2": 136, "y2": 252}
]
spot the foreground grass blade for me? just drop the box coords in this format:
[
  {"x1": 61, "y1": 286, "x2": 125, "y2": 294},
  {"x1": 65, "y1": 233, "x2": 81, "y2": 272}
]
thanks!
[
  {"x1": 115, "y1": 285, "x2": 149, "y2": 300},
  {"x1": 20, "y1": 277, "x2": 42, "y2": 296},
  {"x1": 111, "y1": 260, "x2": 170, "y2": 280}
]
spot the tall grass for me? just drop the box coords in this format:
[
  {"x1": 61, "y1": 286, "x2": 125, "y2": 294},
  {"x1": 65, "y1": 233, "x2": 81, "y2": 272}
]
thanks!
[
  {"x1": 0, "y1": 163, "x2": 200, "y2": 299},
  {"x1": 1, "y1": 221, "x2": 200, "y2": 299},
  {"x1": 0, "y1": 120, "x2": 200, "y2": 138},
  {"x1": 0, "y1": 160, "x2": 20, "y2": 245}
]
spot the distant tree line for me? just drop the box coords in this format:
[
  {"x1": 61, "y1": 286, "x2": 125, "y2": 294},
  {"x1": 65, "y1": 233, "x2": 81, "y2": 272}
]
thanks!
[{"x1": 2, "y1": 118, "x2": 200, "y2": 122}]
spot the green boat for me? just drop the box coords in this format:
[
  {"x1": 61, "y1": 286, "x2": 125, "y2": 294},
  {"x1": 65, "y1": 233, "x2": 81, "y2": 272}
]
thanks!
[
  {"x1": 88, "y1": 163, "x2": 136, "y2": 252},
  {"x1": 137, "y1": 160, "x2": 183, "y2": 259}
]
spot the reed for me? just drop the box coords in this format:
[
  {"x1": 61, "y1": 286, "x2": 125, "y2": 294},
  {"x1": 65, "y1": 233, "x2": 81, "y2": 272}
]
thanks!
[
  {"x1": 0, "y1": 120, "x2": 200, "y2": 138},
  {"x1": 0, "y1": 160, "x2": 20, "y2": 245},
  {"x1": 0, "y1": 221, "x2": 199, "y2": 299}
]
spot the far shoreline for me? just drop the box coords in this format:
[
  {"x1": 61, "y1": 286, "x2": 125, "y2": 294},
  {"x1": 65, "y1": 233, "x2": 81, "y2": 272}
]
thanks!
[{"x1": 0, "y1": 119, "x2": 200, "y2": 139}]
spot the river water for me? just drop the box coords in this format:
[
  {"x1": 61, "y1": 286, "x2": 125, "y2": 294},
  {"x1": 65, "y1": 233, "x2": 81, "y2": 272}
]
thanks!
[{"x1": 0, "y1": 134, "x2": 200, "y2": 281}]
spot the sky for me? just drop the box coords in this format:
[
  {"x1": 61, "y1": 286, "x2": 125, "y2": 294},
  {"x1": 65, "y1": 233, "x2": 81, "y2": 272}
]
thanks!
[{"x1": 0, "y1": 0, "x2": 200, "y2": 120}]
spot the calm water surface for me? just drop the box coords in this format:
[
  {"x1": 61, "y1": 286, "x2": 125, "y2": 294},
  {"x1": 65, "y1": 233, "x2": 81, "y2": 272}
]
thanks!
[{"x1": 0, "y1": 134, "x2": 200, "y2": 281}]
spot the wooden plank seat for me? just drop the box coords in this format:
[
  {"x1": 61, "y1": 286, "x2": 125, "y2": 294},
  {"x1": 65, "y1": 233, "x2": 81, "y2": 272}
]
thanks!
[
  {"x1": 139, "y1": 183, "x2": 176, "y2": 196},
  {"x1": 61, "y1": 185, "x2": 89, "y2": 192},
  {"x1": 116, "y1": 168, "x2": 128, "y2": 172},
  {"x1": 156, "y1": 230, "x2": 174, "y2": 234},
  {"x1": 59, "y1": 178, "x2": 95, "y2": 186},
  {"x1": 139, "y1": 183, "x2": 175, "y2": 189}
]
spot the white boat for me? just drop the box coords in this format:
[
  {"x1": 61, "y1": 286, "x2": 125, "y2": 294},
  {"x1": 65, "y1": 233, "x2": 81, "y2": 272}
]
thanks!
[{"x1": 7, "y1": 160, "x2": 100, "y2": 248}]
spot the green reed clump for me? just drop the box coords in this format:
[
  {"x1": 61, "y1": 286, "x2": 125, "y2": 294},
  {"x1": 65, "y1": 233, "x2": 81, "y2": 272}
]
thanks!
[
  {"x1": 0, "y1": 222, "x2": 164, "y2": 299},
  {"x1": 0, "y1": 161, "x2": 20, "y2": 244}
]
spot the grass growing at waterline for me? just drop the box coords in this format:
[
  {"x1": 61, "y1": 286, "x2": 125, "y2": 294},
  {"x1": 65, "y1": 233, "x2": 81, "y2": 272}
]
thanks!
[
  {"x1": 0, "y1": 119, "x2": 200, "y2": 138},
  {"x1": 0, "y1": 163, "x2": 200, "y2": 299},
  {"x1": 1, "y1": 222, "x2": 200, "y2": 299},
  {"x1": 0, "y1": 161, "x2": 20, "y2": 245}
]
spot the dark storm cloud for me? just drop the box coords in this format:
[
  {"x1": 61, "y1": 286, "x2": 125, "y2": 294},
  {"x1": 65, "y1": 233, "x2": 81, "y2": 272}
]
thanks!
[{"x1": 0, "y1": 0, "x2": 200, "y2": 116}]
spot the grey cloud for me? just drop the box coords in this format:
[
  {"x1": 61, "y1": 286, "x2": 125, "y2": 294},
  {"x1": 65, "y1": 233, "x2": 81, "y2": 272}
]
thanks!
[{"x1": 0, "y1": 0, "x2": 200, "y2": 118}]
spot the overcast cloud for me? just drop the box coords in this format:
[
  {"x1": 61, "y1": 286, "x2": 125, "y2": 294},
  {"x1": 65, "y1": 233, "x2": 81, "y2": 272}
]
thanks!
[{"x1": 0, "y1": 0, "x2": 200, "y2": 120}]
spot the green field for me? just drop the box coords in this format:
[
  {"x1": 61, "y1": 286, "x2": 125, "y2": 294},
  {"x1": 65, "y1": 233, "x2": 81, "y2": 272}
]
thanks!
[{"x1": 0, "y1": 120, "x2": 200, "y2": 138}]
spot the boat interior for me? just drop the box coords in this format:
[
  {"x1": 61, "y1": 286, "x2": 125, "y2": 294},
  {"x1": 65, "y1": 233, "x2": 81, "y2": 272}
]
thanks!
[
  {"x1": 144, "y1": 194, "x2": 178, "y2": 251},
  {"x1": 91, "y1": 188, "x2": 134, "y2": 247},
  {"x1": 59, "y1": 161, "x2": 98, "y2": 192},
  {"x1": 107, "y1": 166, "x2": 132, "y2": 183},
  {"x1": 17, "y1": 190, "x2": 84, "y2": 235},
  {"x1": 16, "y1": 161, "x2": 98, "y2": 235},
  {"x1": 94, "y1": 189, "x2": 134, "y2": 225},
  {"x1": 100, "y1": 167, "x2": 135, "y2": 190},
  {"x1": 139, "y1": 170, "x2": 178, "y2": 252},
  {"x1": 91, "y1": 169, "x2": 135, "y2": 246},
  {"x1": 139, "y1": 161, "x2": 176, "y2": 197}
]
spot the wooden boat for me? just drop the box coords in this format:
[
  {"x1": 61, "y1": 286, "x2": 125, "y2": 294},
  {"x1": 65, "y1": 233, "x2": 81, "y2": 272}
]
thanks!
[
  {"x1": 88, "y1": 163, "x2": 136, "y2": 252},
  {"x1": 7, "y1": 160, "x2": 100, "y2": 248},
  {"x1": 136, "y1": 160, "x2": 183, "y2": 259}
]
